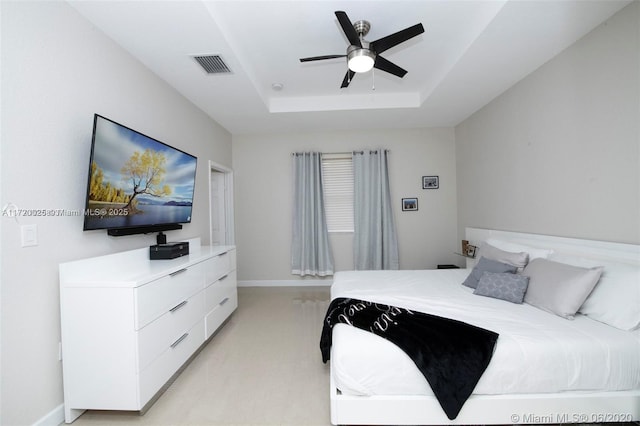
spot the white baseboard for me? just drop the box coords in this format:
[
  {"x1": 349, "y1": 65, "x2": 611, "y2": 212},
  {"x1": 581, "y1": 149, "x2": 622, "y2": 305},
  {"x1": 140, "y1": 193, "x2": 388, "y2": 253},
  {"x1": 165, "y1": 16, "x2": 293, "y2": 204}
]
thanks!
[
  {"x1": 33, "y1": 403, "x2": 64, "y2": 426},
  {"x1": 238, "y1": 280, "x2": 332, "y2": 287}
]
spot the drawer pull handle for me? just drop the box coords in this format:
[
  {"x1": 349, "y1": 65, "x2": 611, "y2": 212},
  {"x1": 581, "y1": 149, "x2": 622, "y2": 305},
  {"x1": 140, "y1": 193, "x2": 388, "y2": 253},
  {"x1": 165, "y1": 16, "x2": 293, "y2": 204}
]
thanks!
[
  {"x1": 170, "y1": 300, "x2": 188, "y2": 313},
  {"x1": 170, "y1": 268, "x2": 187, "y2": 277},
  {"x1": 220, "y1": 297, "x2": 230, "y2": 306},
  {"x1": 171, "y1": 333, "x2": 189, "y2": 349},
  {"x1": 219, "y1": 274, "x2": 228, "y2": 281}
]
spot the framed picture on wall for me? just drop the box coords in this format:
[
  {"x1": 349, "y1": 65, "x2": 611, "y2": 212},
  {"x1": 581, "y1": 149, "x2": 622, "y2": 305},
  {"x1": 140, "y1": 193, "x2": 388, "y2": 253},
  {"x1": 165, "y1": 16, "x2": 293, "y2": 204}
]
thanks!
[
  {"x1": 422, "y1": 176, "x2": 439, "y2": 189},
  {"x1": 402, "y1": 198, "x2": 418, "y2": 211}
]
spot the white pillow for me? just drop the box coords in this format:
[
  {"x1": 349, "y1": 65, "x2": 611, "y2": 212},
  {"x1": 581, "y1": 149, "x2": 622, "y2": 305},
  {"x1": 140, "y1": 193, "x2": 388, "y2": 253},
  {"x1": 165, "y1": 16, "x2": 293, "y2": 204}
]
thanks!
[
  {"x1": 486, "y1": 238, "x2": 554, "y2": 261},
  {"x1": 522, "y1": 258, "x2": 603, "y2": 319},
  {"x1": 551, "y1": 254, "x2": 640, "y2": 330},
  {"x1": 477, "y1": 242, "x2": 529, "y2": 269}
]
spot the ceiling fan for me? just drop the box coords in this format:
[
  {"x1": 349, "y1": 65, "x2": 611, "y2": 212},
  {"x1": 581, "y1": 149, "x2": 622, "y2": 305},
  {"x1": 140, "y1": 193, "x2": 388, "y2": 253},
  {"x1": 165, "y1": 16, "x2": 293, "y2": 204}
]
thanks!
[{"x1": 300, "y1": 11, "x2": 424, "y2": 88}]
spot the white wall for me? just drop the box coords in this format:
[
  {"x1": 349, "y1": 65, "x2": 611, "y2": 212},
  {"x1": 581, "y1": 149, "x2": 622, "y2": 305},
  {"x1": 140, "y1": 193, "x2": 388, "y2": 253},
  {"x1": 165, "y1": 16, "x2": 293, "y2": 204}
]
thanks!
[
  {"x1": 456, "y1": 1, "x2": 639, "y2": 245},
  {"x1": 0, "y1": 2, "x2": 232, "y2": 424},
  {"x1": 3, "y1": 0, "x2": 637, "y2": 424},
  {"x1": 232, "y1": 127, "x2": 459, "y2": 282}
]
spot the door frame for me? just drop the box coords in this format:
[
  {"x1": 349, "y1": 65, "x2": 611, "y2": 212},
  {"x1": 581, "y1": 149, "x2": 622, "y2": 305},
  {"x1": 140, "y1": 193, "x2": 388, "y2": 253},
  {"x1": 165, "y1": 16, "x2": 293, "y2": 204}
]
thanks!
[{"x1": 208, "y1": 160, "x2": 235, "y2": 246}]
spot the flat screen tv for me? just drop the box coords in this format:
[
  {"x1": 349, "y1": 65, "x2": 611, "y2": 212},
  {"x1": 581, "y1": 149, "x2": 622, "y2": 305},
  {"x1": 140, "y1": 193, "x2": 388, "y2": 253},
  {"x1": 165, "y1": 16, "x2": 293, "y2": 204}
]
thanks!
[{"x1": 83, "y1": 114, "x2": 198, "y2": 238}]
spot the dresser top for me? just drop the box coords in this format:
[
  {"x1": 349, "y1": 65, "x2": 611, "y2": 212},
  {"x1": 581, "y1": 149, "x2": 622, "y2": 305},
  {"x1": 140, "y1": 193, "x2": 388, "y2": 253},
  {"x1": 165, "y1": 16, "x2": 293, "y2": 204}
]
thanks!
[{"x1": 60, "y1": 239, "x2": 235, "y2": 288}]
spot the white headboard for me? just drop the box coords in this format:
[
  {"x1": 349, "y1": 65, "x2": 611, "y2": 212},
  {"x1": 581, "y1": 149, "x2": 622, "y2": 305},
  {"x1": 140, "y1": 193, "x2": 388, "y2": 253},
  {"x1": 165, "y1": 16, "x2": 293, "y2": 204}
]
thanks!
[{"x1": 465, "y1": 227, "x2": 640, "y2": 269}]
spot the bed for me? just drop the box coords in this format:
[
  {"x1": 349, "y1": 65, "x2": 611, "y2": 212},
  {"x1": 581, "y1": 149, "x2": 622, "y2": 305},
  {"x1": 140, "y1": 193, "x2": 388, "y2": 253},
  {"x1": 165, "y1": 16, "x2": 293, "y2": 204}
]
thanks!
[{"x1": 324, "y1": 228, "x2": 640, "y2": 425}]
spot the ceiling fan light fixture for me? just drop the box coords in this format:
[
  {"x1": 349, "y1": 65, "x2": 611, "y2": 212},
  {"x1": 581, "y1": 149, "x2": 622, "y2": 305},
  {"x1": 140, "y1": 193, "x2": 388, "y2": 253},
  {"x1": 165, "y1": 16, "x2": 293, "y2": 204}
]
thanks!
[
  {"x1": 347, "y1": 48, "x2": 375, "y2": 73},
  {"x1": 300, "y1": 11, "x2": 424, "y2": 88}
]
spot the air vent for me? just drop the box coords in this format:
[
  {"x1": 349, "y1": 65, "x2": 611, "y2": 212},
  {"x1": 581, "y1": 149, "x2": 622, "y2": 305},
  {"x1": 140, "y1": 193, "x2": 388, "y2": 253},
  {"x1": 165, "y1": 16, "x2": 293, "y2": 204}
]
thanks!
[{"x1": 193, "y1": 55, "x2": 232, "y2": 74}]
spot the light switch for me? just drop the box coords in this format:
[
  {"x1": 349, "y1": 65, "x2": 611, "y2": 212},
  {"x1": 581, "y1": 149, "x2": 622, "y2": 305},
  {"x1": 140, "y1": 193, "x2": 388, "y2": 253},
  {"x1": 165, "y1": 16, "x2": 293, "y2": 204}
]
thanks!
[{"x1": 21, "y1": 224, "x2": 38, "y2": 247}]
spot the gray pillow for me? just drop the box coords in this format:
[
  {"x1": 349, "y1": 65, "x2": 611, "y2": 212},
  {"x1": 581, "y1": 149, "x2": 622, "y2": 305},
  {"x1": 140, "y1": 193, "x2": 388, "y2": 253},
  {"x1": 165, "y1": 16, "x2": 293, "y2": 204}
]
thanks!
[
  {"x1": 478, "y1": 243, "x2": 529, "y2": 269},
  {"x1": 522, "y1": 258, "x2": 603, "y2": 319},
  {"x1": 462, "y1": 257, "x2": 517, "y2": 289},
  {"x1": 474, "y1": 271, "x2": 529, "y2": 304}
]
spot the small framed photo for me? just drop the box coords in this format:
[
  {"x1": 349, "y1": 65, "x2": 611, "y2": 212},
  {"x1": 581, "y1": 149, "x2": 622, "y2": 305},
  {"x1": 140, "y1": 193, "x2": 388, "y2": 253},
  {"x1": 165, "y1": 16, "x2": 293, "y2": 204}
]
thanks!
[
  {"x1": 402, "y1": 198, "x2": 418, "y2": 211},
  {"x1": 466, "y1": 244, "x2": 477, "y2": 258},
  {"x1": 461, "y1": 240, "x2": 469, "y2": 254},
  {"x1": 422, "y1": 176, "x2": 439, "y2": 189}
]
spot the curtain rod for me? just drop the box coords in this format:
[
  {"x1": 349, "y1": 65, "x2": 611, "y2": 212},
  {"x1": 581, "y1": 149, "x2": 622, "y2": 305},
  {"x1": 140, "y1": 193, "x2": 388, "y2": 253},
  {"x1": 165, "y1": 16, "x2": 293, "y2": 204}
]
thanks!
[
  {"x1": 351, "y1": 150, "x2": 390, "y2": 155},
  {"x1": 291, "y1": 150, "x2": 390, "y2": 156}
]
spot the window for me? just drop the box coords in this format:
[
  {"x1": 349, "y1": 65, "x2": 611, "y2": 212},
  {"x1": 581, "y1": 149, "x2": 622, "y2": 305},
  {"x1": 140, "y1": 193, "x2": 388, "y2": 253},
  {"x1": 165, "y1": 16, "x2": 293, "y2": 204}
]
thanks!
[{"x1": 321, "y1": 153, "x2": 354, "y2": 232}]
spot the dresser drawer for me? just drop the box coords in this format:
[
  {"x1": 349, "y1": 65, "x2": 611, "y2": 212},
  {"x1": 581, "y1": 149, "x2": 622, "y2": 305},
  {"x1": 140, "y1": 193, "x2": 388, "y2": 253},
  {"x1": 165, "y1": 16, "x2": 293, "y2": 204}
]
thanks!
[
  {"x1": 227, "y1": 249, "x2": 236, "y2": 270},
  {"x1": 135, "y1": 262, "x2": 205, "y2": 330},
  {"x1": 204, "y1": 271, "x2": 237, "y2": 311},
  {"x1": 205, "y1": 289, "x2": 237, "y2": 340},
  {"x1": 137, "y1": 291, "x2": 204, "y2": 372},
  {"x1": 204, "y1": 250, "x2": 235, "y2": 285},
  {"x1": 138, "y1": 318, "x2": 204, "y2": 407}
]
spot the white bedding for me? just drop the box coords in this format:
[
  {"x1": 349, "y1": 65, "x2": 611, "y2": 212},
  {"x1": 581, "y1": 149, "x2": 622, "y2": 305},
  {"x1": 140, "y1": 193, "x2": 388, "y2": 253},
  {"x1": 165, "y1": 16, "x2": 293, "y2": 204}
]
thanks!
[{"x1": 331, "y1": 269, "x2": 640, "y2": 397}]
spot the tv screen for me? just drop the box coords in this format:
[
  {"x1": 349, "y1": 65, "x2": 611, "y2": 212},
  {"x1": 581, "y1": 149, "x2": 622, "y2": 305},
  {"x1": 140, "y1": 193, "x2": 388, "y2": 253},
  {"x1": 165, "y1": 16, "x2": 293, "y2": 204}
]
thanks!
[{"x1": 83, "y1": 114, "x2": 198, "y2": 235}]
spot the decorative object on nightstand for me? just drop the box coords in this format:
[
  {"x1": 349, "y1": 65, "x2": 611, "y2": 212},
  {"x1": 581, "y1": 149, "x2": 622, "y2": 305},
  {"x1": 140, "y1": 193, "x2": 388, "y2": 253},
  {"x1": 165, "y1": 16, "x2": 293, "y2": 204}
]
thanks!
[
  {"x1": 466, "y1": 244, "x2": 477, "y2": 258},
  {"x1": 455, "y1": 240, "x2": 477, "y2": 259}
]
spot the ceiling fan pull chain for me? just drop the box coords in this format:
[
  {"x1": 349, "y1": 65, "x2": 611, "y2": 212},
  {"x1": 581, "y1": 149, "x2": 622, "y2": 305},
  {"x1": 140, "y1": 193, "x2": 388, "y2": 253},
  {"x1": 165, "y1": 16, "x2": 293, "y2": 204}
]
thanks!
[{"x1": 372, "y1": 68, "x2": 376, "y2": 91}]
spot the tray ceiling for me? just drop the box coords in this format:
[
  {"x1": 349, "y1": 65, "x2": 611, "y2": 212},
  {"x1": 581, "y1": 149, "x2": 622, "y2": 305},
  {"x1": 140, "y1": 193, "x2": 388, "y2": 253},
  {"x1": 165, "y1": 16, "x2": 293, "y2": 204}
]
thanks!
[{"x1": 69, "y1": 0, "x2": 630, "y2": 134}]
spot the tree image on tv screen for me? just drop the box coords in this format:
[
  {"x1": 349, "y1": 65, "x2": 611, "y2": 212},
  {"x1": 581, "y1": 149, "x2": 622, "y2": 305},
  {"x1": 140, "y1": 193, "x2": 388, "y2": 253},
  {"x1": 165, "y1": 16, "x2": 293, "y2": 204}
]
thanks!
[
  {"x1": 120, "y1": 149, "x2": 171, "y2": 211},
  {"x1": 89, "y1": 162, "x2": 137, "y2": 209},
  {"x1": 89, "y1": 148, "x2": 171, "y2": 214}
]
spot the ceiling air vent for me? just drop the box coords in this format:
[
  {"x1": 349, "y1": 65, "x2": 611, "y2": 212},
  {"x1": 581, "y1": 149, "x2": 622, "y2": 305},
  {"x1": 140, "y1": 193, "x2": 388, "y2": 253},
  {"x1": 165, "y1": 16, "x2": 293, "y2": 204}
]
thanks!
[{"x1": 193, "y1": 55, "x2": 231, "y2": 74}]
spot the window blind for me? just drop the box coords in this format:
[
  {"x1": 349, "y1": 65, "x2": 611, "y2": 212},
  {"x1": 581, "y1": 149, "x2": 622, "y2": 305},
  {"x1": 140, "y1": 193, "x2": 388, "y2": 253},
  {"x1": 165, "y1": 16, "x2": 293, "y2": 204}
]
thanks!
[{"x1": 321, "y1": 154, "x2": 354, "y2": 232}]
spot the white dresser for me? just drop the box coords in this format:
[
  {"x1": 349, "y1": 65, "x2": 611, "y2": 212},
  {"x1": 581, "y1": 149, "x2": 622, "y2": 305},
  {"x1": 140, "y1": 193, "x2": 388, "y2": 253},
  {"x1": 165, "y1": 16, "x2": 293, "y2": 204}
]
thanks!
[{"x1": 59, "y1": 239, "x2": 236, "y2": 423}]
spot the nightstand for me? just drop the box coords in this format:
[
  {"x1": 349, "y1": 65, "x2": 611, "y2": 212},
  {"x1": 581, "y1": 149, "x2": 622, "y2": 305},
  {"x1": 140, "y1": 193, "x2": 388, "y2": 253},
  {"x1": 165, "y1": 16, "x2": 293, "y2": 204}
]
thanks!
[{"x1": 437, "y1": 264, "x2": 460, "y2": 269}]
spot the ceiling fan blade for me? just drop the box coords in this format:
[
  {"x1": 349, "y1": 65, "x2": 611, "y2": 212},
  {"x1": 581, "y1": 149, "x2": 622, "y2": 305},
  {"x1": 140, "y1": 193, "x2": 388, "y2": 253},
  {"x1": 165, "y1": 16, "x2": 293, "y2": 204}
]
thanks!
[
  {"x1": 370, "y1": 23, "x2": 424, "y2": 54},
  {"x1": 300, "y1": 55, "x2": 346, "y2": 62},
  {"x1": 374, "y1": 55, "x2": 407, "y2": 78},
  {"x1": 335, "y1": 11, "x2": 362, "y2": 48},
  {"x1": 340, "y1": 69, "x2": 356, "y2": 88}
]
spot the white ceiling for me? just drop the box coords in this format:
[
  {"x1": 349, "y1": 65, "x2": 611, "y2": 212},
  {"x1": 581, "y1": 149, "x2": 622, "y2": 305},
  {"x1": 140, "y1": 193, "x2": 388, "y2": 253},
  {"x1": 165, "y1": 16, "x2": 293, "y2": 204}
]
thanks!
[{"x1": 69, "y1": 0, "x2": 630, "y2": 135}]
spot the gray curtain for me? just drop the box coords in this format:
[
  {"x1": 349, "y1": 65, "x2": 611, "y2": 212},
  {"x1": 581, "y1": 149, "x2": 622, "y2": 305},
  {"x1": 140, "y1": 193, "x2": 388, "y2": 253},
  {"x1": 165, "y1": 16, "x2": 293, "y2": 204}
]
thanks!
[
  {"x1": 353, "y1": 150, "x2": 399, "y2": 270},
  {"x1": 291, "y1": 152, "x2": 334, "y2": 276}
]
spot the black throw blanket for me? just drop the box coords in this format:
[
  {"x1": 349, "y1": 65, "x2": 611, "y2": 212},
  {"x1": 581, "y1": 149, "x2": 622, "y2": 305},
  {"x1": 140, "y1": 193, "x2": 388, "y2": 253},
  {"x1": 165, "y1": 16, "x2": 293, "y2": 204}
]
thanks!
[{"x1": 320, "y1": 297, "x2": 499, "y2": 420}]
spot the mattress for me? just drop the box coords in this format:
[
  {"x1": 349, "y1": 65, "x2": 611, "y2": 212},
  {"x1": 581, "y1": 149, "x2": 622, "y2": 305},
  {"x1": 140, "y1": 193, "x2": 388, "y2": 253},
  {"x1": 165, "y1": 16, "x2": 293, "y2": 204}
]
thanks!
[{"x1": 330, "y1": 269, "x2": 640, "y2": 397}]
